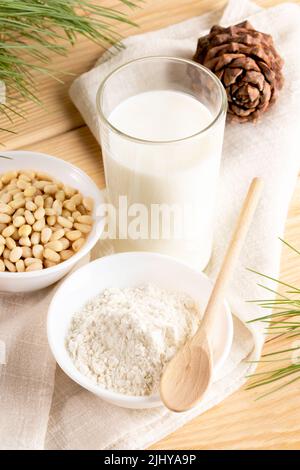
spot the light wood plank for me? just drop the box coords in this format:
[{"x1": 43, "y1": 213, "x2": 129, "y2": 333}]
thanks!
[{"x1": 24, "y1": 126, "x2": 104, "y2": 188}]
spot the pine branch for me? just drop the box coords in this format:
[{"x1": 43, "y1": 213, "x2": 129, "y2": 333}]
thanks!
[
  {"x1": 0, "y1": 0, "x2": 141, "y2": 134},
  {"x1": 246, "y1": 240, "x2": 300, "y2": 398}
]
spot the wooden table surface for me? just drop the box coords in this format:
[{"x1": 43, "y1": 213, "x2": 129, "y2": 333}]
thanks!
[{"x1": 2, "y1": 0, "x2": 300, "y2": 450}]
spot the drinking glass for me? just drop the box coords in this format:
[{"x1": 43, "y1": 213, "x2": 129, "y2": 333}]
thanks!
[{"x1": 97, "y1": 56, "x2": 227, "y2": 270}]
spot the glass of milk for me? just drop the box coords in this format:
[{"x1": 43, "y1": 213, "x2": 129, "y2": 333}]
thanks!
[{"x1": 97, "y1": 57, "x2": 227, "y2": 271}]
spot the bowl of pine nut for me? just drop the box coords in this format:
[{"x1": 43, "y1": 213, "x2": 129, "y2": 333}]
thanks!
[{"x1": 0, "y1": 151, "x2": 105, "y2": 292}]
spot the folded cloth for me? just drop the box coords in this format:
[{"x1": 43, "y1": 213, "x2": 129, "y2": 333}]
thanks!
[{"x1": 1, "y1": 0, "x2": 300, "y2": 450}]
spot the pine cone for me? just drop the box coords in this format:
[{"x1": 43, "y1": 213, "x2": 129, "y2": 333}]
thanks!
[{"x1": 193, "y1": 21, "x2": 284, "y2": 123}]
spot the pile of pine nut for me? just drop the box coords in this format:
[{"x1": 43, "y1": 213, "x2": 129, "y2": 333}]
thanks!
[{"x1": 0, "y1": 170, "x2": 94, "y2": 272}]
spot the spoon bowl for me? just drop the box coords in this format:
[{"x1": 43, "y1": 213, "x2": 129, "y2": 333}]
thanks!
[{"x1": 160, "y1": 333, "x2": 213, "y2": 412}]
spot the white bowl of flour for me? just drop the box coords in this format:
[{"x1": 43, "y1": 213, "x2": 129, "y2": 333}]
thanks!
[{"x1": 47, "y1": 252, "x2": 233, "y2": 409}]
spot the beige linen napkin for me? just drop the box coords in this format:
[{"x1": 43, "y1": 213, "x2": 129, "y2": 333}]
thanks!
[{"x1": 1, "y1": 0, "x2": 300, "y2": 450}]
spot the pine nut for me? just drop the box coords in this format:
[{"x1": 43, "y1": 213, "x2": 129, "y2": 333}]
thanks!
[
  {"x1": 10, "y1": 247, "x2": 22, "y2": 263},
  {"x1": 82, "y1": 197, "x2": 94, "y2": 212},
  {"x1": 16, "y1": 259, "x2": 25, "y2": 272},
  {"x1": 19, "y1": 236, "x2": 31, "y2": 247},
  {"x1": 60, "y1": 238, "x2": 70, "y2": 250},
  {"x1": 2, "y1": 225, "x2": 15, "y2": 238},
  {"x1": 44, "y1": 248, "x2": 60, "y2": 263},
  {"x1": 0, "y1": 202, "x2": 13, "y2": 215},
  {"x1": 1, "y1": 193, "x2": 12, "y2": 204},
  {"x1": 63, "y1": 200, "x2": 76, "y2": 212},
  {"x1": 44, "y1": 184, "x2": 58, "y2": 195},
  {"x1": 64, "y1": 186, "x2": 76, "y2": 198},
  {"x1": 34, "y1": 195, "x2": 44, "y2": 208},
  {"x1": 0, "y1": 214, "x2": 11, "y2": 224},
  {"x1": 11, "y1": 231, "x2": 20, "y2": 241},
  {"x1": 51, "y1": 224, "x2": 62, "y2": 231},
  {"x1": 10, "y1": 199, "x2": 25, "y2": 210},
  {"x1": 24, "y1": 257, "x2": 41, "y2": 267},
  {"x1": 72, "y1": 211, "x2": 81, "y2": 220},
  {"x1": 13, "y1": 216, "x2": 25, "y2": 228},
  {"x1": 44, "y1": 196, "x2": 54, "y2": 209},
  {"x1": 50, "y1": 228, "x2": 65, "y2": 241},
  {"x1": 19, "y1": 224, "x2": 32, "y2": 238},
  {"x1": 2, "y1": 171, "x2": 18, "y2": 184},
  {"x1": 22, "y1": 246, "x2": 32, "y2": 258},
  {"x1": 4, "y1": 259, "x2": 16, "y2": 272},
  {"x1": 44, "y1": 260, "x2": 57, "y2": 268},
  {"x1": 32, "y1": 244, "x2": 44, "y2": 260},
  {"x1": 13, "y1": 208, "x2": 25, "y2": 218},
  {"x1": 55, "y1": 190, "x2": 65, "y2": 202},
  {"x1": 35, "y1": 180, "x2": 48, "y2": 190},
  {"x1": 24, "y1": 210, "x2": 35, "y2": 225},
  {"x1": 41, "y1": 227, "x2": 52, "y2": 244},
  {"x1": 19, "y1": 174, "x2": 31, "y2": 183},
  {"x1": 74, "y1": 223, "x2": 91, "y2": 234},
  {"x1": 77, "y1": 204, "x2": 87, "y2": 215},
  {"x1": 57, "y1": 216, "x2": 73, "y2": 229},
  {"x1": 23, "y1": 186, "x2": 37, "y2": 197},
  {"x1": 60, "y1": 249, "x2": 74, "y2": 261},
  {"x1": 65, "y1": 230, "x2": 82, "y2": 241},
  {"x1": 31, "y1": 232, "x2": 40, "y2": 246},
  {"x1": 71, "y1": 194, "x2": 82, "y2": 207},
  {"x1": 62, "y1": 209, "x2": 71, "y2": 218},
  {"x1": 45, "y1": 240, "x2": 63, "y2": 252},
  {"x1": 6, "y1": 237, "x2": 16, "y2": 250},
  {"x1": 17, "y1": 179, "x2": 29, "y2": 191},
  {"x1": 0, "y1": 244, "x2": 4, "y2": 256},
  {"x1": 45, "y1": 208, "x2": 55, "y2": 216},
  {"x1": 47, "y1": 215, "x2": 56, "y2": 226},
  {"x1": 13, "y1": 192, "x2": 24, "y2": 201},
  {"x1": 22, "y1": 170, "x2": 35, "y2": 180},
  {"x1": 34, "y1": 207, "x2": 45, "y2": 221},
  {"x1": 36, "y1": 171, "x2": 52, "y2": 181},
  {"x1": 25, "y1": 200, "x2": 37, "y2": 211},
  {"x1": 0, "y1": 259, "x2": 4, "y2": 271},
  {"x1": 76, "y1": 215, "x2": 93, "y2": 225},
  {"x1": 53, "y1": 200, "x2": 62, "y2": 215},
  {"x1": 72, "y1": 238, "x2": 85, "y2": 252},
  {"x1": 6, "y1": 184, "x2": 18, "y2": 192},
  {"x1": 32, "y1": 218, "x2": 45, "y2": 232},
  {"x1": 26, "y1": 262, "x2": 43, "y2": 272}
]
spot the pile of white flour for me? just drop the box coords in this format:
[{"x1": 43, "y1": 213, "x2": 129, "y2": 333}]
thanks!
[{"x1": 66, "y1": 284, "x2": 200, "y2": 396}]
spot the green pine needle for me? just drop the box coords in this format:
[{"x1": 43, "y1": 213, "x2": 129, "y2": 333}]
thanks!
[
  {"x1": 246, "y1": 240, "x2": 300, "y2": 397},
  {"x1": 0, "y1": 0, "x2": 141, "y2": 134}
]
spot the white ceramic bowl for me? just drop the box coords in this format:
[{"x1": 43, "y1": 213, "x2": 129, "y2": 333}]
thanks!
[
  {"x1": 0, "y1": 151, "x2": 104, "y2": 292},
  {"x1": 47, "y1": 252, "x2": 233, "y2": 409}
]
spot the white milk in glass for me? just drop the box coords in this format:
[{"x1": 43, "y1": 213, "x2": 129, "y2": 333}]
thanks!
[{"x1": 103, "y1": 90, "x2": 224, "y2": 270}]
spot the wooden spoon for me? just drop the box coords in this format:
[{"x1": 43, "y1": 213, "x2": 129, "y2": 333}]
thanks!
[{"x1": 160, "y1": 177, "x2": 263, "y2": 412}]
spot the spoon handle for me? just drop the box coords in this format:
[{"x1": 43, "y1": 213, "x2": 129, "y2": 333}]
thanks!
[{"x1": 199, "y1": 177, "x2": 263, "y2": 335}]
